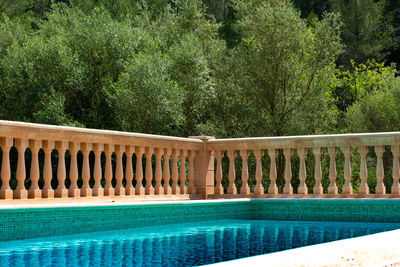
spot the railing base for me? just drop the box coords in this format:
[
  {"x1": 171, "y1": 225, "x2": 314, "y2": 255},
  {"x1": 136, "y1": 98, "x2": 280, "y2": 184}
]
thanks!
[{"x1": 209, "y1": 194, "x2": 400, "y2": 199}]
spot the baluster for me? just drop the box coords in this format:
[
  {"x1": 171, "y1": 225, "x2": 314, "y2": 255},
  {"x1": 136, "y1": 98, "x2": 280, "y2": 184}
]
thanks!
[
  {"x1": 125, "y1": 146, "x2": 135, "y2": 196},
  {"x1": 104, "y1": 144, "x2": 114, "y2": 196},
  {"x1": 154, "y1": 148, "x2": 164, "y2": 195},
  {"x1": 68, "y1": 142, "x2": 80, "y2": 197},
  {"x1": 55, "y1": 141, "x2": 68, "y2": 198},
  {"x1": 227, "y1": 150, "x2": 237, "y2": 195},
  {"x1": 328, "y1": 147, "x2": 338, "y2": 195},
  {"x1": 180, "y1": 150, "x2": 188, "y2": 194},
  {"x1": 81, "y1": 143, "x2": 92, "y2": 197},
  {"x1": 135, "y1": 147, "x2": 145, "y2": 195},
  {"x1": 359, "y1": 146, "x2": 369, "y2": 195},
  {"x1": 313, "y1": 148, "x2": 323, "y2": 195},
  {"x1": 115, "y1": 145, "x2": 125, "y2": 196},
  {"x1": 163, "y1": 149, "x2": 172, "y2": 195},
  {"x1": 283, "y1": 148, "x2": 293, "y2": 194},
  {"x1": 297, "y1": 147, "x2": 307, "y2": 195},
  {"x1": 145, "y1": 147, "x2": 154, "y2": 195},
  {"x1": 188, "y1": 151, "x2": 196, "y2": 194},
  {"x1": 268, "y1": 148, "x2": 278, "y2": 195},
  {"x1": 254, "y1": 149, "x2": 264, "y2": 196},
  {"x1": 92, "y1": 143, "x2": 104, "y2": 197},
  {"x1": 42, "y1": 140, "x2": 55, "y2": 198},
  {"x1": 240, "y1": 150, "x2": 250, "y2": 195},
  {"x1": 14, "y1": 139, "x2": 28, "y2": 199},
  {"x1": 0, "y1": 137, "x2": 13, "y2": 199},
  {"x1": 375, "y1": 146, "x2": 386, "y2": 195},
  {"x1": 214, "y1": 150, "x2": 224, "y2": 195},
  {"x1": 28, "y1": 140, "x2": 41, "y2": 199},
  {"x1": 343, "y1": 146, "x2": 353, "y2": 195},
  {"x1": 171, "y1": 149, "x2": 179, "y2": 195},
  {"x1": 392, "y1": 145, "x2": 400, "y2": 195}
]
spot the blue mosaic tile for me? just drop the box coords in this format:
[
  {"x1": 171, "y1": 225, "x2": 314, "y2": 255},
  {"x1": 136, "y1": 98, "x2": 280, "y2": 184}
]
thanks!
[{"x1": 1, "y1": 199, "x2": 400, "y2": 241}]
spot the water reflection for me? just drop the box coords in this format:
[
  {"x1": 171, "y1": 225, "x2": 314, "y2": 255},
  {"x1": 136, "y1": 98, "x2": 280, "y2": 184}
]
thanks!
[{"x1": 0, "y1": 220, "x2": 398, "y2": 267}]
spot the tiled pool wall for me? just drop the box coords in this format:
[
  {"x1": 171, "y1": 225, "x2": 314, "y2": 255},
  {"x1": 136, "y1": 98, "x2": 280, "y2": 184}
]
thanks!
[
  {"x1": 252, "y1": 199, "x2": 400, "y2": 222},
  {"x1": 0, "y1": 202, "x2": 255, "y2": 241},
  {"x1": 1, "y1": 199, "x2": 400, "y2": 241}
]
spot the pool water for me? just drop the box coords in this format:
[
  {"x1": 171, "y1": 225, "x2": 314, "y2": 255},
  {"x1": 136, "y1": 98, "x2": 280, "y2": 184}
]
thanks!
[{"x1": 0, "y1": 219, "x2": 399, "y2": 266}]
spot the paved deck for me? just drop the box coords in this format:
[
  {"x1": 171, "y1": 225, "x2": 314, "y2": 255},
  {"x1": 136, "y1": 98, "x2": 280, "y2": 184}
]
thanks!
[{"x1": 209, "y1": 229, "x2": 400, "y2": 267}]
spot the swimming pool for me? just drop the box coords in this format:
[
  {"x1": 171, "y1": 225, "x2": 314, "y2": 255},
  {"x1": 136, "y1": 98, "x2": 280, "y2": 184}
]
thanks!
[
  {"x1": 1, "y1": 199, "x2": 400, "y2": 266},
  {"x1": 0, "y1": 219, "x2": 399, "y2": 266}
]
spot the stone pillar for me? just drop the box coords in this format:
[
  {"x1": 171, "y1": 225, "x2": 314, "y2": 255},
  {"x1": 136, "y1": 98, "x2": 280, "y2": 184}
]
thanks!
[{"x1": 189, "y1": 136, "x2": 215, "y2": 199}]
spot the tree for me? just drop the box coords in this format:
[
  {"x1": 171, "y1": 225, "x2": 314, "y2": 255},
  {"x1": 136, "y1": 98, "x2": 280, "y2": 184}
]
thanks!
[
  {"x1": 110, "y1": 52, "x2": 184, "y2": 135},
  {"x1": 212, "y1": 0, "x2": 342, "y2": 138},
  {"x1": 330, "y1": 0, "x2": 391, "y2": 66},
  {"x1": 345, "y1": 62, "x2": 400, "y2": 132},
  {"x1": 383, "y1": 0, "x2": 400, "y2": 69}
]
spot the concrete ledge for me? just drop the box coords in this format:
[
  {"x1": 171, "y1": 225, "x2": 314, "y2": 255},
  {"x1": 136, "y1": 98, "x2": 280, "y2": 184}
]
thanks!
[
  {"x1": 209, "y1": 229, "x2": 400, "y2": 267},
  {"x1": 0, "y1": 197, "x2": 250, "y2": 209}
]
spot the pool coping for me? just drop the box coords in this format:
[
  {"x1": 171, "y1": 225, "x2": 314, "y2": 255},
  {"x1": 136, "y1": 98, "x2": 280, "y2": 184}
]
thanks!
[
  {"x1": 207, "y1": 228, "x2": 400, "y2": 267},
  {"x1": 1, "y1": 197, "x2": 400, "y2": 209}
]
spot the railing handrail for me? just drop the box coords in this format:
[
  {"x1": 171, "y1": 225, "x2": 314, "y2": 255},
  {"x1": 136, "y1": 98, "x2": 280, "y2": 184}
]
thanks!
[
  {"x1": 0, "y1": 120, "x2": 203, "y2": 150},
  {"x1": 207, "y1": 132, "x2": 400, "y2": 150}
]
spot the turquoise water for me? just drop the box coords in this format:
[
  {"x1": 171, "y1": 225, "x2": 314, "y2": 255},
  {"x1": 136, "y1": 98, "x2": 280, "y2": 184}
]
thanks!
[{"x1": 0, "y1": 219, "x2": 399, "y2": 266}]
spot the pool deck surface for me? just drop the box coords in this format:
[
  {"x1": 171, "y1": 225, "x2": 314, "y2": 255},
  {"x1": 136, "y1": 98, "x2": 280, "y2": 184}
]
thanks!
[
  {"x1": 208, "y1": 229, "x2": 400, "y2": 267},
  {"x1": 1, "y1": 196, "x2": 400, "y2": 209},
  {"x1": 0, "y1": 195, "x2": 205, "y2": 208}
]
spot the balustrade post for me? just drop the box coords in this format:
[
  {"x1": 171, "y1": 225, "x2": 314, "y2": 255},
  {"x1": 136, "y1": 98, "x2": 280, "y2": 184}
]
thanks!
[
  {"x1": 189, "y1": 136, "x2": 215, "y2": 199},
  {"x1": 328, "y1": 147, "x2": 338, "y2": 195},
  {"x1": 125, "y1": 146, "x2": 135, "y2": 196},
  {"x1": 268, "y1": 148, "x2": 278, "y2": 195},
  {"x1": 0, "y1": 137, "x2": 13, "y2": 199},
  {"x1": 145, "y1": 147, "x2": 154, "y2": 195},
  {"x1": 42, "y1": 140, "x2": 55, "y2": 198},
  {"x1": 154, "y1": 148, "x2": 164, "y2": 195},
  {"x1": 104, "y1": 144, "x2": 115, "y2": 196},
  {"x1": 375, "y1": 145, "x2": 386, "y2": 195},
  {"x1": 313, "y1": 148, "x2": 323, "y2": 195},
  {"x1": 227, "y1": 150, "x2": 237, "y2": 195},
  {"x1": 171, "y1": 149, "x2": 179, "y2": 195},
  {"x1": 297, "y1": 147, "x2": 307, "y2": 195},
  {"x1": 240, "y1": 150, "x2": 250, "y2": 195},
  {"x1": 68, "y1": 142, "x2": 80, "y2": 197},
  {"x1": 92, "y1": 143, "x2": 104, "y2": 197},
  {"x1": 55, "y1": 141, "x2": 68, "y2": 198},
  {"x1": 254, "y1": 149, "x2": 264, "y2": 196},
  {"x1": 343, "y1": 147, "x2": 353, "y2": 195},
  {"x1": 81, "y1": 143, "x2": 92, "y2": 197},
  {"x1": 115, "y1": 145, "x2": 125, "y2": 196},
  {"x1": 180, "y1": 150, "x2": 188, "y2": 194},
  {"x1": 163, "y1": 149, "x2": 172, "y2": 195},
  {"x1": 391, "y1": 145, "x2": 400, "y2": 195},
  {"x1": 187, "y1": 151, "x2": 196, "y2": 194},
  {"x1": 14, "y1": 139, "x2": 28, "y2": 199},
  {"x1": 28, "y1": 140, "x2": 41, "y2": 199},
  {"x1": 359, "y1": 146, "x2": 369, "y2": 195},
  {"x1": 283, "y1": 148, "x2": 293, "y2": 194},
  {"x1": 214, "y1": 150, "x2": 224, "y2": 195}
]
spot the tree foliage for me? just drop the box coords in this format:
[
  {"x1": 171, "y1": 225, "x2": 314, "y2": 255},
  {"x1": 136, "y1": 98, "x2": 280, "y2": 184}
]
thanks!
[
  {"x1": 211, "y1": 0, "x2": 342, "y2": 137},
  {"x1": 0, "y1": 0, "x2": 398, "y2": 139}
]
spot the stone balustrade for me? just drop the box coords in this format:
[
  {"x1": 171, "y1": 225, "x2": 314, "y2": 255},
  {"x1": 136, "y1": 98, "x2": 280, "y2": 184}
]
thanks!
[
  {"x1": 2, "y1": 120, "x2": 400, "y2": 200},
  {"x1": 0, "y1": 121, "x2": 202, "y2": 200},
  {"x1": 207, "y1": 133, "x2": 400, "y2": 198}
]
